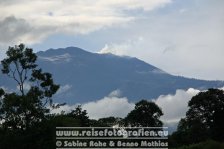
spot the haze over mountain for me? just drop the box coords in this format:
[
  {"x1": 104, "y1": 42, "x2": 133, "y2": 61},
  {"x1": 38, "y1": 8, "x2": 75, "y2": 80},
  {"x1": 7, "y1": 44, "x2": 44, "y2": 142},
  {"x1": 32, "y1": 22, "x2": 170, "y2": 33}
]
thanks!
[{"x1": 0, "y1": 47, "x2": 223, "y2": 104}]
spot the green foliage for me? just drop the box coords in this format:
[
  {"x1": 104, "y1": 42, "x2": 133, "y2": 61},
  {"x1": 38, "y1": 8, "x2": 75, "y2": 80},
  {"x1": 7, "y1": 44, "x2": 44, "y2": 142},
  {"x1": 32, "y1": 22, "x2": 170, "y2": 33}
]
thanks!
[
  {"x1": 0, "y1": 44, "x2": 59, "y2": 131},
  {"x1": 0, "y1": 114, "x2": 82, "y2": 149},
  {"x1": 67, "y1": 105, "x2": 90, "y2": 126},
  {"x1": 1, "y1": 44, "x2": 37, "y2": 95},
  {"x1": 125, "y1": 100, "x2": 163, "y2": 127},
  {"x1": 0, "y1": 106, "x2": 86, "y2": 149},
  {"x1": 97, "y1": 116, "x2": 123, "y2": 127},
  {"x1": 89, "y1": 116, "x2": 124, "y2": 127},
  {"x1": 186, "y1": 89, "x2": 224, "y2": 141},
  {"x1": 169, "y1": 88, "x2": 224, "y2": 147}
]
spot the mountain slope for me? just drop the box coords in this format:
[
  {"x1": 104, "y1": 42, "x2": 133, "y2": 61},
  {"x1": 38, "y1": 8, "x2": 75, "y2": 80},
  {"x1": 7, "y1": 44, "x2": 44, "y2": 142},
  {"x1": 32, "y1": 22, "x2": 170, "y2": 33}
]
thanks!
[{"x1": 0, "y1": 47, "x2": 223, "y2": 104}]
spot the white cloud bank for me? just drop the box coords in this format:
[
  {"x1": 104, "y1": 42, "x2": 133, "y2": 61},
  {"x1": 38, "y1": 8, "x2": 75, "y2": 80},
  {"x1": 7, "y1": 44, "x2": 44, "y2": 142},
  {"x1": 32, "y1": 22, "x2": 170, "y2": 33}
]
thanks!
[
  {"x1": 50, "y1": 87, "x2": 224, "y2": 130},
  {"x1": 98, "y1": 0, "x2": 224, "y2": 80},
  {"x1": 51, "y1": 97, "x2": 135, "y2": 119},
  {"x1": 82, "y1": 97, "x2": 134, "y2": 120},
  {"x1": 0, "y1": 0, "x2": 171, "y2": 45},
  {"x1": 51, "y1": 90, "x2": 135, "y2": 119},
  {"x1": 56, "y1": 84, "x2": 72, "y2": 95},
  {"x1": 155, "y1": 88, "x2": 200, "y2": 124},
  {"x1": 39, "y1": 53, "x2": 71, "y2": 63},
  {"x1": 52, "y1": 88, "x2": 200, "y2": 125}
]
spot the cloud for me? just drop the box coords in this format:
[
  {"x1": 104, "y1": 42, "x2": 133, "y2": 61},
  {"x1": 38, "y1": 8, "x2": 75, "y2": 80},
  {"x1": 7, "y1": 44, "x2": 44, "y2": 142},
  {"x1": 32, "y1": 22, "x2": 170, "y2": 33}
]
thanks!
[
  {"x1": 0, "y1": 46, "x2": 6, "y2": 60},
  {"x1": 51, "y1": 90, "x2": 135, "y2": 119},
  {"x1": 16, "y1": 82, "x2": 31, "y2": 91},
  {"x1": 82, "y1": 96, "x2": 134, "y2": 119},
  {"x1": 4, "y1": 85, "x2": 201, "y2": 126},
  {"x1": 51, "y1": 87, "x2": 224, "y2": 131},
  {"x1": 0, "y1": 16, "x2": 32, "y2": 44},
  {"x1": 98, "y1": 37, "x2": 144, "y2": 56},
  {"x1": 156, "y1": 87, "x2": 224, "y2": 132},
  {"x1": 39, "y1": 53, "x2": 71, "y2": 63},
  {"x1": 154, "y1": 88, "x2": 200, "y2": 124},
  {"x1": 1, "y1": 0, "x2": 223, "y2": 81},
  {"x1": 0, "y1": 16, "x2": 55, "y2": 46},
  {"x1": 0, "y1": 86, "x2": 14, "y2": 93},
  {"x1": 51, "y1": 96, "x2": 135, "y2": 120},
  {"x1": 56, "y1": 84, "x2": 72, "y2": 95},
  {"x1": 108, "y1": 89, "x2": 122, "y2": 97},
  {"x1": 51, "y1": 88, "x2": 200, "y2": 125},
  {"x1": 0, "y1": 0, "x2": 171, "y2": 45},
  {"x1": 50, "y1": 104, "x2": 76, "y2": 114},
  {"x1": 97, "y1": 0, "x2": 224, "y2": 80}
]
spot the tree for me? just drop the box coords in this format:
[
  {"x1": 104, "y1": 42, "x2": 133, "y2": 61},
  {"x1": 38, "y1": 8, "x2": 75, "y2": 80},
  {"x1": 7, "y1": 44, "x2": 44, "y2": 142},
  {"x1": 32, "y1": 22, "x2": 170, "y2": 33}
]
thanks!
[
  {"x1": 186, "y1": 88, "x2": 224, "y2": 141},
  {"x1": 170, "y1": 88, "x2": 224, "y2": 147},
  {"x1": 125, "y1": 100, "x2": 163, "y2": 127},
  {"x1": 97, "y1": 117, "x2": 123, "y2": 127},
  {"x1": 0, "y1": 44, "x2": 59, "y2": 130},
  {"x1": 68, "y1": 105, "x2": 90, "y2": 126}
]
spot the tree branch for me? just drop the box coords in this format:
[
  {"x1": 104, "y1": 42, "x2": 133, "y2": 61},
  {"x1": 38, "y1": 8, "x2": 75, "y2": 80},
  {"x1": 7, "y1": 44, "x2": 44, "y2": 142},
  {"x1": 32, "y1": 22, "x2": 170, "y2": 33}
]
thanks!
[
  {"x1": 14, "y1": 61, "x2": 24, "y2": 95},
  {"x1": 12, "y1": 68, "x2": 21, "y2": 87}
]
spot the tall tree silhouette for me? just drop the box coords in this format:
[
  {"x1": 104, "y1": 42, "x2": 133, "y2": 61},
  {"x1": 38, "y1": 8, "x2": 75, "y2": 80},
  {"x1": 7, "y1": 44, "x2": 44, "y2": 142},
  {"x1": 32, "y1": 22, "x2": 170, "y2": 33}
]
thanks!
[
  {"x1": 0, "y1": 44, "x2": 59, "y2": 130},
  {"x1": 170, "y1": 88, "x2": 224, "y2": 147},
  {"x1": 186, "y1": 88, "x2": 224, "y2": 141},
  {"x1": 125, "y1": 100, "x2": 163, "y2": 127}
]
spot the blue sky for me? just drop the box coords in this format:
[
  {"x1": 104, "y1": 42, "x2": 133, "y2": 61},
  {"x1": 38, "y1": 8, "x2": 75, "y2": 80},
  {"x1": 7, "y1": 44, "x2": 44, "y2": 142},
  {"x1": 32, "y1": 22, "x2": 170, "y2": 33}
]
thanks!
[{"x1": 0, "y1": 0, "x2": 224, "y2": 80}]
